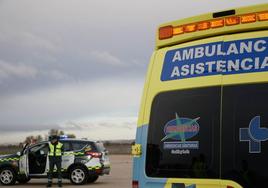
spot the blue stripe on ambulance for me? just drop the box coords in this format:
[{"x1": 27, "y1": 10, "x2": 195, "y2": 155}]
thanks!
[{"x1": 133, "y1": 125, "x2": 168, "y2": 188}]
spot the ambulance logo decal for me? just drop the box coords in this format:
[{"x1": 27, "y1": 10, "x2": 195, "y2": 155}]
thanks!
[
  {"x1": 162, "y1": 113, "x2": 200, "y2": 154},
  {"x1": 240, "y1": 116, "x2": 268, "y2": 153}
]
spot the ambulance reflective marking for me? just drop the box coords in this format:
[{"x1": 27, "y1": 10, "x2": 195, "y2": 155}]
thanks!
[{"x1": 161, "y1": 37, "x2": 268, "y2": 81}]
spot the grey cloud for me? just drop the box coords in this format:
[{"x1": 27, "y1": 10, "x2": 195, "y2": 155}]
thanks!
[
  {"x1": 88, "y1": 51, "x2": 127, "y2": 67},
  {"x1": 1, "y1": 0, "x2": 268, "y2": 143},
  {"x1": 58, "y1": 118, "x2": 137, "y2": 131},
  {"x1": 0, "y1": 60, "x2": 38, "y2": 80},
  {"x1": 0, "y1": 123, "x2": 61, "y2": 133},
  {"x1": 0, "y1": 116, "x2": 136, "y2": 137},
  {"x1": 3, "y1": 0, "x2": 265, "y2": 97},
  {"x1": 0, "y1": 78, "x2": 142, "y2": 127}
]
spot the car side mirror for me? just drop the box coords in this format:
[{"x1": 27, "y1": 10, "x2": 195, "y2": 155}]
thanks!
[
  {"x1": 16, "y1": 152, "x2": 21, "y2": 156},
  {"x1": 40, "y1": 150, "x2": 45, "y2": 155}
]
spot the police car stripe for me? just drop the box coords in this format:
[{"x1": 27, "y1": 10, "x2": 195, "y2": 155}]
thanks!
[
  {"x1": 0, "y1": 158, "x2": 19, "y2": 162},
  {"x1": 74, "y1": 152, "x2": 84, "y2": 156},
  {"x1": 46, "y1": 166, "x2": 103, "y2": 172},
  {"x1": 63, "y1": 152, "x2": 84, "y2": 156},
  {"x1": 88, "y1": 166, "x2": 102, "y2": 170}
]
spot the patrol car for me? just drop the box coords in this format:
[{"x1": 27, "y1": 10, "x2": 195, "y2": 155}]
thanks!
[{"x1": 0, "y1": 138, "x2": 110, "y2": 185}]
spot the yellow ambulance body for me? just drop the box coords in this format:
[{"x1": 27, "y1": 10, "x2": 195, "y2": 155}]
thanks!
[{"x1": 132, "y1": 3, "x2": 268, "y2": 188}]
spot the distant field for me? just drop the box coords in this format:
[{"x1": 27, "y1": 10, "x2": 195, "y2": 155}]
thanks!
[
  {"x1": 0, "y1": 145, "x2": 21, "y2": 155},
  {"x1": 104, "y1": 142, "x2": 132, "y2": 154},
  {"x1": 0, "y1": 141, "x2": 133, "y2": 155}
]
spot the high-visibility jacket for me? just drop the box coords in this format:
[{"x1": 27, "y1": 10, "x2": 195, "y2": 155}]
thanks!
[{"x1": 48, "y1": 142, "x2": 63, "y2": 157}]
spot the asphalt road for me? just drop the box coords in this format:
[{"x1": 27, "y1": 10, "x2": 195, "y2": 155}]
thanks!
[{"x1": 1, "y1": 155, "x2": 132, "y2": 188}]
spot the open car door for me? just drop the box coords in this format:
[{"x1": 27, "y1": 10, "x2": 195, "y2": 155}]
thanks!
[
  {"x1": 28, "y1": 143, "x2": 49, "y2": 175},
  {"x1": 19, "y1": 146, "x2": 29, "y2": 177}
]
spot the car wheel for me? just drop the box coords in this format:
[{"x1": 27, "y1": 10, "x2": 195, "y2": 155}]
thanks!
[
  {"x1": 69, "y1": 166, "x2": 88, "y2": 185},
  {"x1": 17, "y1": 176, "x2": 31, "y2": 184},
  {"x1": 87, "y1": 175, "x2": 99, "y2": 183},
  {"x1": 0, "y1": 167, "x2": 17, "y2": 185}
]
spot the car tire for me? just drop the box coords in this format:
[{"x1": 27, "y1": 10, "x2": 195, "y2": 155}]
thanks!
[
  {"x1": 0, "y1": 167, "x2": 17, "y2": 185},
  {"x1": 87, "y1": 175, "x2": 99, "y2": 183},
  {"x1": 17, "y1": 176, "x2": 31, "y2": 184},
  {"x1": 69, "y1": 165, "x2": 88, "y2": 185}
]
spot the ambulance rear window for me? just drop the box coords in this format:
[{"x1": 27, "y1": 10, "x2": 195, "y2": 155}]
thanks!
[
  {"x1": 222, "y1": 83, "x2": 268, "y2": 187},
  {"x1": 146, "y1": 86, "x2": 221, "y2": 178}
]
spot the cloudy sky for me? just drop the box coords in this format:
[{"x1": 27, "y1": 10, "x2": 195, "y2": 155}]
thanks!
[{"x1": 0, "y1": 0, "x2": 267, "y2": 143}]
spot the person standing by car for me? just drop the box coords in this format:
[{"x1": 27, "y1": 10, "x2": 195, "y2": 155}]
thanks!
[{"x1": 47, "y1": 135, "x2": 63, "y2": 187}]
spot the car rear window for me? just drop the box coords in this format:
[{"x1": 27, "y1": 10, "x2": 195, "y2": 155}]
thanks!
[
  {"x1": 69, "y1": 141, "x2": 97, "y2": 152},
  {"x1": 71, "y1": 141, "x2": 88, "y2": 151},
  {"x1": 61, "y1": 142, "x2": 71, "y2": 152}
]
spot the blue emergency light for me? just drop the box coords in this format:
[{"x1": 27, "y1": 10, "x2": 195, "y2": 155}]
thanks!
[{"x1": 59, "y1": 135, "x2": 68, "y2": 140}]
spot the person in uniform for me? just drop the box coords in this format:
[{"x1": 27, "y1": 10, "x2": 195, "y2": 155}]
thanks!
[{"x1": 47, "y1": 135, "x2": 63, "y2": 187}]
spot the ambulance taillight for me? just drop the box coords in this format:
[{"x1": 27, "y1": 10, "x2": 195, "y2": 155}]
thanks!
[{"x1": 132, "y1": 180, "x2": 139, "y2": 188}]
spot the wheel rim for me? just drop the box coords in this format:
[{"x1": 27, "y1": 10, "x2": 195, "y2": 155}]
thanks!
[
  {"x1": 0, "y1": 170, "x2": 13, "y2": 184},
  {"x1": 71, "y1": 169, "x2": 85, "y2": 184}
]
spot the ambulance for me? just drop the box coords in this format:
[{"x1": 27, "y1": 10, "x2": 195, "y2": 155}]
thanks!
[{"x1": 132, "y1": 3, "x2": 268, "y2": 188}]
